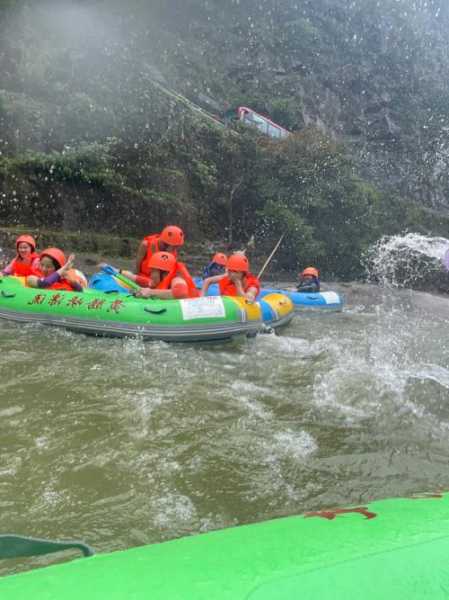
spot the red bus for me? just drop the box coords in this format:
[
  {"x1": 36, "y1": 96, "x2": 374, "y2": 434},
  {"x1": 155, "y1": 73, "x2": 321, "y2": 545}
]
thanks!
[{"x1": 228, "y1": 106, "x2": 290, "y2": 139}]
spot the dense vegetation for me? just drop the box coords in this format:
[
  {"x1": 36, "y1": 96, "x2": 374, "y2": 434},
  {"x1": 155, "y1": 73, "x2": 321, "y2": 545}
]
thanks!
[{"x1": 1, "y1": 0, "x2": 449, "y2": 277}]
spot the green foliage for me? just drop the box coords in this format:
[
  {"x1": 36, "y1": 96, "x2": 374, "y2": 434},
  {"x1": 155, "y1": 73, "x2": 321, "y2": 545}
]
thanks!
[
  {"x1": 8, "y1": 142, "x2": 121, "y2": 188},
  {"x1": 252, "y1": 130, "x2": 383, "y2": 276},
  {"x1": 1, "y1": 0, "x2": 449, "y2": 278}
]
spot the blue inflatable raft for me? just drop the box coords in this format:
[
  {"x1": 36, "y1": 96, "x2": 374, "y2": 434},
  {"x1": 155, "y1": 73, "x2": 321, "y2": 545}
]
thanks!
[
  {"x1": 193, "y1": 278, "x2": 343, "y2": 312},
  {"x1": 259, "y1": 288, "x2": 343, "y2": 312}
]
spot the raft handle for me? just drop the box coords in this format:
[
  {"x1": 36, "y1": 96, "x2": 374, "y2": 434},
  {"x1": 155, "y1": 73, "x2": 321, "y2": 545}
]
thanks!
[
  {"x1": 0, "y1": 534, "x2": 95, "y2": 559},
  {"x1": 1, "y1": 290, "x2": 16, "y2": 299},
  {"x1": 144, "y1": 307, "x2": 167, "y2": 315}
]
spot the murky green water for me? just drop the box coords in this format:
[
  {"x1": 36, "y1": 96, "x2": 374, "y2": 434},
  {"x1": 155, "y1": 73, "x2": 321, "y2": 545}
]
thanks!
[{"x1": 2, "y1": 282, "x2": 449, "y2": 575}]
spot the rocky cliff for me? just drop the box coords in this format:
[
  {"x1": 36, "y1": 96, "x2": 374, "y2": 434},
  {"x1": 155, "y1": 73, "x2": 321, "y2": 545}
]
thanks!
[{"x1": 1, "y1": 0, "x2": 448, "y2": 276}]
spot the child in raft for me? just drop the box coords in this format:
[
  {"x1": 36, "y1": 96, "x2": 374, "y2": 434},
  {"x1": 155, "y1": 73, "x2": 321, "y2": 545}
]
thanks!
[
  {"x1": 135, "y1": 225, "x2": 185, "y2": 278},
  {"x1": 121, "y1": 225, "x2": 185, "y2": 286},
  {"x1": 27, "y1": 248, "x2": 87, "y2": 292},
  {"x1": 202, "y1": 252, "x2": 227, "y2": 278},
  {"x1": 201, "y1": 253, "x2": 260, "y2": 302},
  {"x1": 133, "y1": 251, "x2": 199, "y2": 299},
  {"x1": 1, "y1": 235, "x2": 40, "y2": 277},
  {"x1": 297, "y1": 267, "x2": 320, "y2": 293}
]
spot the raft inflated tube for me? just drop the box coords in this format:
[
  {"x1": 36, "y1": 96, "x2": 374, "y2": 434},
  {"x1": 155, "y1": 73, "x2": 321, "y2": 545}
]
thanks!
[
  {"x1": 259, "y1": 287, "x2": 343, "y2": 311},
  {"x1": 0, "y1": 276, "x2": 262, "y2": 342},
  {"x1": 194, "y1": 277, "x2": 343, "y2": 312},
  {"x1": 1, "y1": 492, "x2": 449, "y2": 599},
  {"x1": 258, "y1": 293, "x2": 294, "y2": 330},
  {"x1": 229, "y1": 293, "x2": 294, "y2": 332},
  {"x1": 88, "y1": 266, "x2": 139, "y2": 293}
]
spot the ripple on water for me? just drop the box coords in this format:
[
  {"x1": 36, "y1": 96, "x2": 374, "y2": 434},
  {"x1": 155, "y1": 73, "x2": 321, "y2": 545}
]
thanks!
[
  {"x1": 0, "y1": 405, "x2": 24, "y2": 418},
  {"x1": 271, "y1": 429, "x2": 317, "y2": 460},
  {"x1": 3, "y1": 283, "x2": 449, "y2": 575}
]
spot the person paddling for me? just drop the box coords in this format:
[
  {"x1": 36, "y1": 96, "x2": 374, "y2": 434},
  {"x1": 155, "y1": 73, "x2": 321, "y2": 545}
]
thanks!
[
  {"x1": 134, "y1": 251, "x2": 199, "y2": 299},
  {"x1": 201, "y1": 253, "x2": 260, "y2": 302},
  {"x1": 1, "y1": 235, "x2": 40, "y2": 277},
  {"x1": 27, "y1": 248, "x2": 86, "y2": 292}
]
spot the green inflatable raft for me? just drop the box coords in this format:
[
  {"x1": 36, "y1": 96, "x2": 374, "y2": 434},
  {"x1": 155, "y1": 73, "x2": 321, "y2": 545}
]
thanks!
[
  {"x1": 0, "y1": 275, "x2": 261, "y2": 342},
  {"x1": 1, "y1": 492, "x2": 448, "y2": 599}
]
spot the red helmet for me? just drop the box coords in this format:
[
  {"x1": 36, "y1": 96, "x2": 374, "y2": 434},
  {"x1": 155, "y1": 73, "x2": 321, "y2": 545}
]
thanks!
[
  {"x1": 40, "y1": 248, "x2": 66, "y2": 269},
  {"x1": 160, "y1": 225, "x2": 184, "y2": 247},
  {"x1": 148, "y1": 251, "x2": 177, "y2": 272},
  {"x1": 302, "y1": 267, "x2": 319, "y2": 278},
  {"x1": 212, "y1": 252, "x2": 227, "y2": 266},
  {"x1": 16, "y1": 235, "x2": 36, "y2": 251},
  {"x1": 227, "y1": 253, "x2": 249, "y2": 273}
]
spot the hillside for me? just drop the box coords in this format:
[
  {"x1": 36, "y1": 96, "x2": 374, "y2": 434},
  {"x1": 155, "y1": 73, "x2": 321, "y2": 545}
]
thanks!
[{"x1": 1, "y1": 0, "x2": 448, "y2": 277}]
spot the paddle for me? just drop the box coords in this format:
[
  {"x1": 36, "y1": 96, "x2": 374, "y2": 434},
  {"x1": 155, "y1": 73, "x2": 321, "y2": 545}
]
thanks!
[
  {"x1": 100, "y1": 264, "x2": 141, "y2": 291},
  {"x1": 114, "y1": 272, "x2": 141, "y2": 292},
  {"x1": 257, "y1": 234, "x2": 285, "y2": 280}
]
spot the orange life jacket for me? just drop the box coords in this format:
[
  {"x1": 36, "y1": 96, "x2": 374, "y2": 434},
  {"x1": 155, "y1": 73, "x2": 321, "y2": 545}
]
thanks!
[
  {"x1": 31, "y1": 267, "x2": 83, "y2": 292},
  {"x1": 139, "y1": 234, "x2": 178, "y2": 277},
  {"x1": 218, "y1": 273, "x2": 260, "y2": 297},
  {"x1": 45, "y1": 278, "x2": 77, "y2": 291},
  {"x1": 158, "y1": 262, "x2": 199, "y2": 298},
  {"x1": 8, "y1": 253, "x2": 40, "y2": 276}
]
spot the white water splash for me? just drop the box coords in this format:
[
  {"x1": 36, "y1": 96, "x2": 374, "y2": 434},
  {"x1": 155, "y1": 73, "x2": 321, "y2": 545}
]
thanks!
[
  {"x1": 151, "y1": 492, "x2": 197, "y2": 529},
  {"x1": 411, "y1": 364, "x2": 449, "y2": 391},
  {"x1": 272, "y1": 430, "x2": 317, "y2": 459},
  {"x1": 364, "y1": 233, "x2": 449, "y2": 286}
]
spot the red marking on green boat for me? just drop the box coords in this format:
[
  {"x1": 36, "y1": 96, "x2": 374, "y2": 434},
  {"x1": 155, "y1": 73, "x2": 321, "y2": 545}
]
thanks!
[{"x1": 305, "y1": 506, "x2": 377, "y2": 520}]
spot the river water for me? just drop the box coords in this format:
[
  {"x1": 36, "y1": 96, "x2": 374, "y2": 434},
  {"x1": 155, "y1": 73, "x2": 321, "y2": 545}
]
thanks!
[{"x1": 2, "y1": 272, "x2": 449, "y2": 575}]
